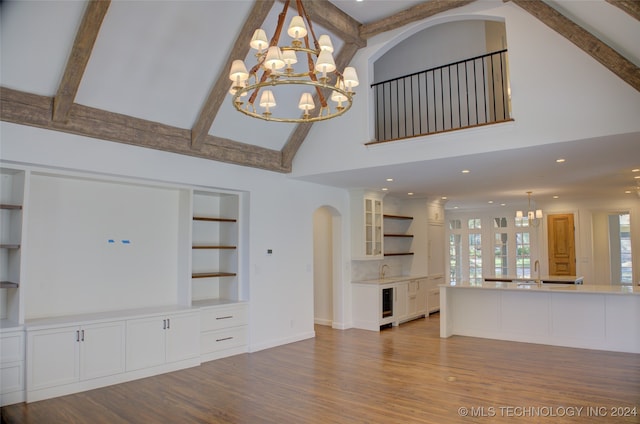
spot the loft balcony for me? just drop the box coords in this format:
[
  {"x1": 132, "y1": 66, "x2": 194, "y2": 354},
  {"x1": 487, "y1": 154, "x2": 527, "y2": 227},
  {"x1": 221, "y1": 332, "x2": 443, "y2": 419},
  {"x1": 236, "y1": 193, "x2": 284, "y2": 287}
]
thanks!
[{"x1": 370, "y1": 50, "x2": 512, "y2": 144}]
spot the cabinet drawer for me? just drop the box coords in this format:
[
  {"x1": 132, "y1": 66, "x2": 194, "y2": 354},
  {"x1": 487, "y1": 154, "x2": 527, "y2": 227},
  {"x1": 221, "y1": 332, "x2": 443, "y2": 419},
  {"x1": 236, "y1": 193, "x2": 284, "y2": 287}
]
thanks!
[
  {"x1": 201, "y1": 326, "x2": 247, "y2": 354},
  {"x1": 201, "y1": 305, "x2": 248, "y2": 332},
  {"x1": 1, "y1": 362, "x2": 24, "y2": 394},
  {"x1": 1, "y1": 332, "x2": 24, "y2": 364}
]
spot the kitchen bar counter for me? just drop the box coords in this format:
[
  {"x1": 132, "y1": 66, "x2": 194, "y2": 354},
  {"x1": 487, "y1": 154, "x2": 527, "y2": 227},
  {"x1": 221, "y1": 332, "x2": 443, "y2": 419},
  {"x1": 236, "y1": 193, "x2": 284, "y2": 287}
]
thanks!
[
  {"x1": 352, "y1": 275, "x2": 427, "y2": 285},
  {"x1": 440, "y1": 282, "x2": 639, "y2": 353},
  {"x1": 484, "y1": 275, "x2": 584, "y2": 284}
]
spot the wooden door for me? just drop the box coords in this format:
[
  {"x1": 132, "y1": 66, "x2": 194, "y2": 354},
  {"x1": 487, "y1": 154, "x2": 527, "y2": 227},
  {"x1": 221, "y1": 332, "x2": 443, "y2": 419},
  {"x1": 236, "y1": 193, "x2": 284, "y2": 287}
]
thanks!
[{"x1": 547, "y1": 214, "x2": 576, "y2": 276}]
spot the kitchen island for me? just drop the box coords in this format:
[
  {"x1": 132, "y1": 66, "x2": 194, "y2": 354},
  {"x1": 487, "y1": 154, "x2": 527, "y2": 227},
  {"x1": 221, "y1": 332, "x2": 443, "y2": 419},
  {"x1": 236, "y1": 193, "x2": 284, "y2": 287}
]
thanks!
[{"x1": 440, "y1": 282, "x2": 640, "y2": 353}]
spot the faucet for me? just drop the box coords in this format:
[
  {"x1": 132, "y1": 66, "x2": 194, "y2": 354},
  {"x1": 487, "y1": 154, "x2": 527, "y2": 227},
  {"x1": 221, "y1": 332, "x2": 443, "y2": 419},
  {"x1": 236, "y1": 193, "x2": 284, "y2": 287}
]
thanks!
[
  {"x1": 534, "y1": 260, "x2": 541, "y2": 285},
  {"x1": 379, "y1": 264, "x2": 391, "y2": 280}
]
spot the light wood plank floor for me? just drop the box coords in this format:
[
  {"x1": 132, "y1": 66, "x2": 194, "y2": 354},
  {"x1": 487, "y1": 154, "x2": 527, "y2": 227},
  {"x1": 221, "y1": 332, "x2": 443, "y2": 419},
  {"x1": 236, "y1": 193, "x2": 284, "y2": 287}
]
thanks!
[{"x1": 2, "y1": 314, "x2": 639, "y2": 423}]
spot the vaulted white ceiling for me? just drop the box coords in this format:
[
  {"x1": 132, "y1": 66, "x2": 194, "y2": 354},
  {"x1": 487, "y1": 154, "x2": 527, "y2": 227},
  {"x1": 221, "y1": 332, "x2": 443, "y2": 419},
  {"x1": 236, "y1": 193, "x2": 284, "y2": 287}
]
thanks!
[{"x1": 1, "y1": 0, "x2": 639, "y2": 210}]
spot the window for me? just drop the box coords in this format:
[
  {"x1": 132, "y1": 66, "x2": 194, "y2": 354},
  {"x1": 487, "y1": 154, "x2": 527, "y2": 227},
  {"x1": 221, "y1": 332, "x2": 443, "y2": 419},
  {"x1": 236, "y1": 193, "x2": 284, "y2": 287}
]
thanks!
[
  {"x1": 493, "y1": 217, "x2": 508, "y2": 277},
  {"x1": 620, "y1": 214, "x2": 632, "y2": 284},
  {"x1": 515, "y1": 217, "x2": 531, "y2": 279},
  {"x1": 468, "y1": 218, "x2": 482, "y2": 283},
  {"x1": 610, "y1": 213, "x2": 633, "y2": 285},
  {"x1": 449, "y1": 220, "x2": 462, "y2": 283}
]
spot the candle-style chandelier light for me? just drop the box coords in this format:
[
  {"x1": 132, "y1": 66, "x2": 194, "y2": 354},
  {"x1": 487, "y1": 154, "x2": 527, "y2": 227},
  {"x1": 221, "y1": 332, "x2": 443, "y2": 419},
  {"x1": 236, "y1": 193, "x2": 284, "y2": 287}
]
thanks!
[
  {"x1": 228, "y1": 0, "x2": 358, "y2": 123},
  {"x1": 516, "y1": 191, "x2": 543, "y2": 227}
]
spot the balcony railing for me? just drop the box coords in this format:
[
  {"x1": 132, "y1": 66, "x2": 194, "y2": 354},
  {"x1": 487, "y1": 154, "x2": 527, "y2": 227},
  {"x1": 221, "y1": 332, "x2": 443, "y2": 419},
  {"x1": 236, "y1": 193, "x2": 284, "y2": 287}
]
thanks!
[{"x1": 371, "y1": 49, "x2": 511, "y2": 143}]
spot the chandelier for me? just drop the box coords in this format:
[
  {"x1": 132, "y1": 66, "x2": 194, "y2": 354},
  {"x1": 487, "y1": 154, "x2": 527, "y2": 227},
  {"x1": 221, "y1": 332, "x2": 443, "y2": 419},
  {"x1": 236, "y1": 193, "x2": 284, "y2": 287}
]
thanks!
[
  {"x1": 516, "y1": 191, "x2": 543, "y2": 226},
  {"x1": 228, "y1": 0, "x2": 359, "y2": 123}
]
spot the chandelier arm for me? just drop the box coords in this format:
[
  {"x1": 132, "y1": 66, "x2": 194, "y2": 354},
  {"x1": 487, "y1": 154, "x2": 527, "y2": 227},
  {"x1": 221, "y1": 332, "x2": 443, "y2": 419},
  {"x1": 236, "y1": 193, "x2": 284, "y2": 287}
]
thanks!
[
  {"x1": 271, "y1": 0, "x2": 290, "y2": 48},
  {"x1": 247, "y1": 70, "x2": 273, "y2": 106},
  {"x1": 303, "y1": 49, "x2": 328, "y2": 108},
  {"x1": 296, "y1": 0, "x2": 320, "y2": 50}
]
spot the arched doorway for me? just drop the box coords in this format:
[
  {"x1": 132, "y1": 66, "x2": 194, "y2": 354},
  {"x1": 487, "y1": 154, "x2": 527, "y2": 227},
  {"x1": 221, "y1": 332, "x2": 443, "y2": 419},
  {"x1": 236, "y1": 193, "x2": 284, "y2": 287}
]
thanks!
[{"x1": 313, "y1": 206, "x2": 342, "y2": 327}]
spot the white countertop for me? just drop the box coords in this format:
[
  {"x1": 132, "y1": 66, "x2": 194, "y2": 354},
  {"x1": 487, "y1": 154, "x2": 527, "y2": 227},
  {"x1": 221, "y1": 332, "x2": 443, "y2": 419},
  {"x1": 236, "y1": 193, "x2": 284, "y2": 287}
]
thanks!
[
  {"x1": 352, "y1": 275, "x2": 427, "y2": 285},
  {"x1": 441, "y1": 281, "x2": 639, "y2": 295},
  {"x1": 484, "y1": 275, "x2": 584, "y2": 283}
]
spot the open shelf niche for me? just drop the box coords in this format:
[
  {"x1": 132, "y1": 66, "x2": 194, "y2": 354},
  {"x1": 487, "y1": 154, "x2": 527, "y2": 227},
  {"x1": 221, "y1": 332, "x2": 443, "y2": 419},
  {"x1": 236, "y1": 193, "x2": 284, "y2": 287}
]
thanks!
[
  {"x1": 0, "y1": 167, "x2": 28, "y2": 327},
  {"x1": 383, "y1": 214, "x2": 414, "y2": 256},
  {"x1": 191, "y1": 190, "x2": 240, "y2": 306}
]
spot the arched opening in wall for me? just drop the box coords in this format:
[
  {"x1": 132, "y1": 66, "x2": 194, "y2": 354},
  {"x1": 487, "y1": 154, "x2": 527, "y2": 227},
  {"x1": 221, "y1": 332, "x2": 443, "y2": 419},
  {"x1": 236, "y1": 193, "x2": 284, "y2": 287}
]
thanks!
[
  {"x1": 313, "y1": 206, "x2": 342, "y2": 327},
  {"x1": 372, "y1": 19, "x2": 511, "y2": 142}
]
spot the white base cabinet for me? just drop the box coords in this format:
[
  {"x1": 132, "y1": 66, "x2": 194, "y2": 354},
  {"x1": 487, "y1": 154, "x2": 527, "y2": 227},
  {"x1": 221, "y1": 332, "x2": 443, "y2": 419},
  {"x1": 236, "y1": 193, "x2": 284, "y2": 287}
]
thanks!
[
  {"x1": 352, "y1": 277, "x2": 427, "y2": 331},
  {"x1": 426, "y1": 275, "x2": 443, "y2": 313},
  {"x1": 25, "y1": 308, "x2": 201, "y2": 403},
  {"x1": 27, "y1": 321, "x2": 125, "y2": 391},
  {"x1": 199, "y1": 302, "x2": 248, "y2": 362},
  {"x1": 126, "y1": 311, "x2": 200, "y2": 372},
  {"x1": 1, "y1": 330, "x2": 25, "y2": 406}
]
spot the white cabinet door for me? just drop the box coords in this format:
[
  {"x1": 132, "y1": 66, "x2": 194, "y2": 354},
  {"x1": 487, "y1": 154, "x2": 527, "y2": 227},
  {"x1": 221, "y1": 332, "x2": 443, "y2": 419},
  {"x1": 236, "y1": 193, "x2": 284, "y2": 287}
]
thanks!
[
  {"x1": 80, "y1": 321, "x2": 125, "y2": 380},
  {"x1": 165, "y1": 312, "x2": 200, "y2": 363},
  {"x1": 394, "y1": 283, "x2": 408, "y2": 323},
  {"x1": 416, "y1": 278, "x2": 428, "y2": 316},
  {"x1": 126, "y1": 317, "x2": 166, "y2": 372},
  {"x1": 28, "y1": 327, "x2": 79, "y2": 391},
  {"x1": 126, "y1": 312, "x2": 199, "y2": 371}
]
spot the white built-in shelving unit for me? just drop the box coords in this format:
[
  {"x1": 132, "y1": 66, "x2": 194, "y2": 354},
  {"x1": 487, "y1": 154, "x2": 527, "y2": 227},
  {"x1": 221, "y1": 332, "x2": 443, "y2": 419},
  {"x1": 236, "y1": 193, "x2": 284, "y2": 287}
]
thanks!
[{"x1": 0, "y1": 165, "x2": 249, "y2": 405}]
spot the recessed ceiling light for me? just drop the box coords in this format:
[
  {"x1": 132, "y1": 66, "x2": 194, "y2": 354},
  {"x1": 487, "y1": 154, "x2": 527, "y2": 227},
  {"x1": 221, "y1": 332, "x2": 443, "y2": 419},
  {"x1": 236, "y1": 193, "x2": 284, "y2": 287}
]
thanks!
[
  {"x1": 441, "y1": 196, "x2": 447, "y2": 200},
  {"x1": 461, "y1": 169, "x2": 470, "y2": 174},
  {"x1": 634, "y1": 176, "x2": 640, "y2": 179},
  {"x1": 556, "y1": 158, "x2": 566, "y2": 163},
  {"x1": 500, "y1": 203, "x2": 506, "y2": 206},
  {"x1": 632, "y1": 168, "x2": 639, "y2": 172},
  {"x1": 553, "y1": 195, "x2": 559, "y2": 199},
  {"x1": 386, "y1": 178, "x2": 394, "y2": 182},
  {"x1": 488, "y1": 200, "x2": 493, "y2": 204},
  {"x1": 454, "y1": 206, "x2": 459, "y2": 209},
  {"x1": 625, "y1": 190, "x2": 632, "y2": 194},
  {"x1": 407, "y1": 192, "x2": 414, "y2": 196},
  {"x1": 381, "y1": 187, "x2": 388, "y2": 191}
]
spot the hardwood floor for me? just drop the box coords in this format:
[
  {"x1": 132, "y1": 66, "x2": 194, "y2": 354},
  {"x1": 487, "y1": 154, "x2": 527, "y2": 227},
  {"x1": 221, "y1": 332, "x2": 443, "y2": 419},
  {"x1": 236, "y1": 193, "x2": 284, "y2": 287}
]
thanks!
[{"x1": 2, "y1": 314, "x2": 639, "y2": 423}]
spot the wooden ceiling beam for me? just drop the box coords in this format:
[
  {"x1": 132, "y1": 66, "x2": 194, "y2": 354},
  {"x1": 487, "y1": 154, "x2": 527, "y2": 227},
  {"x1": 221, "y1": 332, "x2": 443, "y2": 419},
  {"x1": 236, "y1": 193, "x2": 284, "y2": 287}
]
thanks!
[
  {"x1": 280, "y1": 41, "x2": 361, "y2": 169},
  {"x1": 190, "y1": 0, "x2": 275, "y2": 149},
  {"x1": 52, "y1": 0, "x2": 110, "y2": 123},
  {"x1": 512, "y1": 0, "x2": 640, "y2": 92},
  {"x1": 1, "y1": 87, "x2": 287, "y2": 172},
  {"x1": 360, "y1": 0, "x2": 476, "y2": 40},
  {"x1": 605, "y1": 0, "x2": 640, "y2": 21},
  {"x1": 288, "y1": 0, "x2": 366, "y2": 47}
]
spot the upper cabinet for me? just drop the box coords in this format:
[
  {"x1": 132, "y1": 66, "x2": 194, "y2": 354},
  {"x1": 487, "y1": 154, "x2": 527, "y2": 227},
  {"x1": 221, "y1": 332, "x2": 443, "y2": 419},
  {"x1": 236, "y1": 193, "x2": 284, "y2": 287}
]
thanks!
[
  {"x1": 350, "y1": 190, "x2": 384, "y2": 259},
  {"x1": 427, "y1": 199, "x2": 445, "y2": 224},
  {"x1": 0, "y1": 167, "x2": 28, "y2": 327}
]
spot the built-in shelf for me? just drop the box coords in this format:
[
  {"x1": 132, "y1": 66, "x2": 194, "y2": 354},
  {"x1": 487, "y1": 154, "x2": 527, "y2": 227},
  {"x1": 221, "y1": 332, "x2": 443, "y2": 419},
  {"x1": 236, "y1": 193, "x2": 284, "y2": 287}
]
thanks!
[
  {"x1": 193, "y1": 217, "x2": 237, "y2": 222},
  {"x1": 192, "y1": 272, "x2": 237, "y2": 279},
  {"x1": 383, "y1": 214, "x2": 413, "y2": 256},
  {"x1": 0, "y1": 281, "x2": 19, "y2": 289},
  {"x1": 192, "y1": 245, "x2": 237, "y2": 249},
  {"x1": 0, "y1": 244, "x2": 20, "y2": 249},
  {"x1": 0, "y1": 204, "x2": 22, "y2": 210},
  {"x1": 383, "y1": 214, "x2": 413, "y2": 220}
]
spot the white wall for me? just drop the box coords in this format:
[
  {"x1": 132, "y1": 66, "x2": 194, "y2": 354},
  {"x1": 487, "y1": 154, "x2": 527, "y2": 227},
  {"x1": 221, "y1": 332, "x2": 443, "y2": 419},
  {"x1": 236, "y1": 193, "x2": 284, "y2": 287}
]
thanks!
[
  {"x1": 0, "y1": 121, "x2": 351, "y2": 351},
  {"x1": 25, "y1": 174, "x2": 181, "y2": 319},
  {"x1": 373, "y1": 19, "x2": 490, "y2": 84}
]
